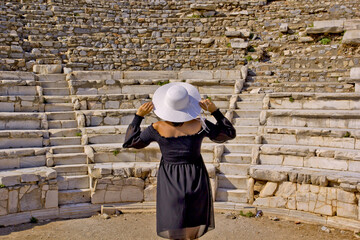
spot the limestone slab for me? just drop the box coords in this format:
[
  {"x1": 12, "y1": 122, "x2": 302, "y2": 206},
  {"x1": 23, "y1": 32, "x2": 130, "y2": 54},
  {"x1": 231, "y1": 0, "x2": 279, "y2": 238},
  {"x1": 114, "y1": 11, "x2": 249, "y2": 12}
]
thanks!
[
  {"x1": 259, "y1": 182, "x2": 278, "y2": 197},
  {"x1": 306, "y1": 20, "x2": 344, "y2": 34},
  {"x1": 343, "y1": 30, "x2": 360, "y2": 45}
]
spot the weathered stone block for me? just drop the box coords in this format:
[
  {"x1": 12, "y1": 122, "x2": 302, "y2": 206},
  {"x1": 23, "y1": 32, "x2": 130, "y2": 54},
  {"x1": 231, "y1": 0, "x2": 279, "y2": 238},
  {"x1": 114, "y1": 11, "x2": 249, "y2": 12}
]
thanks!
[
  {"x1": 20, "y1": 188, "x2": 41, "y2": 211},
  {"x1": 0, "y1": 175, "x2": 20, "y2": 186},
  {"x1": 0, "y1": 102, "x2": 14, "y2": 112},
  {"x1": 105, "y1": 101, "x2": 119, "y2": 109},
  {"x1": 0, "y1": 189, "x2": 8, "y2": 201},
  {"x1": 178, "y1": 70, "x2": 213, "y2": 80},
  {"x1": 253, "y1": 197, "x2": 269, "y2": 207},
  {"x1": 91, "y1": 190, "x2": 105, "y2": 204},
  {"x1": 120, "y1": 186, "x2": 143, "y2": 202},
  {"x1": 259, "y1": 182, "x2": 278, "y2": 197},
  {"x1": 337, "y1": 189, "x2": 356, "y2": 204},
  {"x1": 8, "y1": 190, "x2": 18, "y2": 213},
  {"x1": 104, "y1": 117, "x2": 119, "y2": 125},
  {"x1": 33, "y1": 65, "x2": 62, "y2": 74},
  {"x1": 304, "y1": 157, "x2": 347, "y2": 171},
  {"x1": 105, "y1": 191, "x2": 121, "y2": 203},
  {"x1": 306, "y1": 20, "x2": 344, "y2": 34},
  {"x1": 268, "y1": 196, "x2": 287, "y2": 208},
  {"x1": 314, "y1": 201, "x2": 333, "y2": 216},
  {"x1": 350, "y1": 67, "x2": 360, "y2": 80},
  {"x1": 275, "y1": 182, "x2": 296, "y2": 198},
  {"x1": 343, "y1": 30, "x2": 360, "y2": 45},
  {"x1": 259, "y1": 154, "x2": 283, "y2": 165},
  {"x1": 0, "y1": 200, "x2": 7, "y2": 216},
  {"x1": 337, "y1": 201, "x2": 358, "y2": 219},
  {"x1": 45, "y1": 190, "x2": 58, "y2": 208},
  {"x1": 230, "y1": 39, "x2": 249, "y2": 49},
  {"x1": 144, "y1": 185, "x2": 157, "y2": 202},
  {"x1": 123, "y1": 71, "x2": 176, "y2": 80},
  {"x1": 283, "y1": 156, "x2": 303, "y2": 167}
]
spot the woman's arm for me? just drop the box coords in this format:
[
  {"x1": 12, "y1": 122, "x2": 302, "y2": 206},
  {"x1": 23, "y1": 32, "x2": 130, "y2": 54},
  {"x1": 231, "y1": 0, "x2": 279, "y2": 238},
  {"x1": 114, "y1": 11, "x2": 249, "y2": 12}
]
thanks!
[
  {"x1": 122, "y1": 102, "x2": 155, "y2": 149},
  {"x1": 200, "y1": 99, "x2": 236, "y2": 143}
]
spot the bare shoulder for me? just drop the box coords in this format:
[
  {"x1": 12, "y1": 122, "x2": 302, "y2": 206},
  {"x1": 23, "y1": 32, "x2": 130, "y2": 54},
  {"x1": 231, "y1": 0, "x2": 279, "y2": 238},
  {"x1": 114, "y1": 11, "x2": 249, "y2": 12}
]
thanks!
[{"x1": 152, "y1": 121, "x2": 165, "y2": 130}]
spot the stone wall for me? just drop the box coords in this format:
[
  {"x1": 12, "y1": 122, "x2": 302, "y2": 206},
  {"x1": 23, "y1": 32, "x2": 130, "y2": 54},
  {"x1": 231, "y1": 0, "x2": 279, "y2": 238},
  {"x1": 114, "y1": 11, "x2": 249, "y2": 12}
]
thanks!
[
  {"x1": 0, "y1": 167, "x2": 58, "y2": 221},
  {"x1": 88, "y1": 163, "x2": 217, "y2": 204}
]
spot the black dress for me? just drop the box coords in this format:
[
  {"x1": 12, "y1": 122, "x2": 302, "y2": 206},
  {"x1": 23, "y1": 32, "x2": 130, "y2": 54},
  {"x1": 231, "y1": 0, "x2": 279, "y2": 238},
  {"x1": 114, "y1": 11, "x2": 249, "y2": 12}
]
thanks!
[{"x1": 123, "y1": 109, "x2": 236, "y2": 239}]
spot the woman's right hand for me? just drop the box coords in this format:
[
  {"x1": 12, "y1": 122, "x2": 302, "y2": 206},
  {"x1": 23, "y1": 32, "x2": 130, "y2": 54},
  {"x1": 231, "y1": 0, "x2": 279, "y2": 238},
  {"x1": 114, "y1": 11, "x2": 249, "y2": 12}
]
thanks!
[
  {"x1": 199, "y1": 99, "x2": 218, "y2": 113},
  {"x1": 136, "y1": 102, "x2": 154, "y2": 117}
]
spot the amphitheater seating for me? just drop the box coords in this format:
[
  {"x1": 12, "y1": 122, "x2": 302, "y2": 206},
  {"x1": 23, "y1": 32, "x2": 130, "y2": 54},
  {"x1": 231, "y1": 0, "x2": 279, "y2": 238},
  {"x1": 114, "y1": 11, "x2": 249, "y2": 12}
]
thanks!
[{"x1": 0, "y1": 0, "x2": 360, "y2": 229}]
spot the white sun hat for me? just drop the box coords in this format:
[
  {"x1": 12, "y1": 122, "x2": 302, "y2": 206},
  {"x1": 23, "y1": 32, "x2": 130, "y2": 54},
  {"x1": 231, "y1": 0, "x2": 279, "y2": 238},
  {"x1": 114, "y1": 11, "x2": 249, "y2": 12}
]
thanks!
[{"x1": 152, "y1": 82, "x2": 201, "y2": 122}]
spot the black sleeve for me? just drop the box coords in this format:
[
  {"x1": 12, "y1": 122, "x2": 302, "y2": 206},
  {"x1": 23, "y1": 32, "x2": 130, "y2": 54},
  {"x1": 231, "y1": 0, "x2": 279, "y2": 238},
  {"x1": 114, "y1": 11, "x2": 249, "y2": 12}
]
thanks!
[
  {"x1": 205, "y1": 109, "x2": 236, "y2": 143},
  {"x1": 122, "y1": 114, "x2": 155, "y2": 149}
]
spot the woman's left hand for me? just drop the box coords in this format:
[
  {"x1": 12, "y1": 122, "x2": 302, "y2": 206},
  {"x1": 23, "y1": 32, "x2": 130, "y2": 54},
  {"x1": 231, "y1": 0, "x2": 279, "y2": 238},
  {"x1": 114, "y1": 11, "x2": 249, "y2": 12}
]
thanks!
[
  {"x1": 136, "y1": 102, "x2": 154, "y2": 117},
  {"x1": 199, "y1": 99, "x2": 217, "y2": 113}
]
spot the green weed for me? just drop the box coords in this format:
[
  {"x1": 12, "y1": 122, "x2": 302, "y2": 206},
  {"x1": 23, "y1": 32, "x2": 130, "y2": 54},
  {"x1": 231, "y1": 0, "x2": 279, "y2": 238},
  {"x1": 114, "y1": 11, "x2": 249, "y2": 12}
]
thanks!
[
  {"x1": 0, "y1": 184, "x2": 5, "y2": 188},
  {"x1": 226, "y1": 43, "x2": 231, "y2": 48},
  {"x1": 319, "y1": 37, "x2": 331, "y2": 45},
  {"x1": 157, "y1": 80, "x2": 170, "y2": 86},
  {"x1": 113, "y1": 150, "x2": 120, "y2": 156},
  {"x1": 245, "y1": 55, "x2": 253, "y2": 62},
  {"x1": 247, "y1": 46, "x2": 256, "y2": 52},
  {"x1": 239, "y1": 210, "x2": 255, "y2": 218},
  {"x1": 191, "y1": 14, "x2": 201, "y2": 18},
  {"x1": 289, "y1": 96, "x2": 295, "y2": 102},
  {"x1": 344, "y1": 132, "x2": 351, "y2": 138},
  {"x1": 76, "y1": 132, "x2": 82, "y2": 137},
  {"x1": 30, "y1": 217, "x2": 38, "y2": 223}
]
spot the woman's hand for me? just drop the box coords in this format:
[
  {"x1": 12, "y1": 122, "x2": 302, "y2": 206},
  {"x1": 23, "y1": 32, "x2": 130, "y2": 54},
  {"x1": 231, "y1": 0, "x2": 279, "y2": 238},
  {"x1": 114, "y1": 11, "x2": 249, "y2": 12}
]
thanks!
[
  {"x1": 199, "y1": 99, "x2": 218, "y2": 113},
  {"x1": 136, "y1": 102, "x2": 154, "y2": 117}
]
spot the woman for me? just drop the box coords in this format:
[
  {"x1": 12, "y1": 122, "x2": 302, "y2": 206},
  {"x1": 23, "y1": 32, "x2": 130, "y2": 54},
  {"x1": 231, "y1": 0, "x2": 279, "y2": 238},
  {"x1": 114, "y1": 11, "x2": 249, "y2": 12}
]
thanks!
[{"x1": 123, "y1": 82, "x2": 236, "y2": 239}]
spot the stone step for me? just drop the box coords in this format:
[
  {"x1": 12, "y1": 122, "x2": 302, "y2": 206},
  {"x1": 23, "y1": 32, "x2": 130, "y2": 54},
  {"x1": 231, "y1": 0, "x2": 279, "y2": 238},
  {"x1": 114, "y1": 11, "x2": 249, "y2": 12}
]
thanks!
[
  {"x1": 57, "y1": 175, "x2": 90, "y2": 190},
  {"x1": 261, "y1": 133, "x2": 358, "y2": 149},
  {"x1": 58, "y1": 189, "x2": 91, "y2": 205},
  {"x1": 236, "y1": 101, "x2": 263, "y2": 109},
  {"x1": 222, "y1": 153, "x2": 252, "y2": 164},
  {"x1": 43, "y1": 88, "x2": 70, "y2": 96},
  {"x1": 53, "y1": 153, "x2": 87, "y2": 165},
  {"x1": 219, "y1": 163, "x2": 250, "y2": 175},
  {"x1": 233, "y1": 118, "x2": 259, "y2": 126},
  {"x1": 47, "y1": 112, "x2": 75, "y2": 120},
  {"x1": 217, "y1": 174, "x2": 248, "y2": 189},
  {"x1": 37, "y1": 74, "x2": 66, "y2": 82},
  {"x1": 43, "y1": 96, "x2": 71, "y2": 103},
  {"x1": 50, "y1": 136, "x2": 81, "y2": 146},
  {"x1": 235, "y1": 126, "x2": 258, "y2": 134},
  {"x1": 39, "y1": 81, "x2": 68, "y2": 88},
  {"x1": 233, "y1": 110, "x2": 261, "y2": 118},
  {"x1": 237, "y1": 94, "x2": 265, "y2": 101},
  {"x1": 88, "y1": 134, "x2": 123, "y2": 144},
  {"x1": 53, "y1": 164, "x2": 88, "y2": 176},
  {"x1": 224, "y1": 144, "x2": 258, "y2": 153},
  {"x1": 233, "y1": 134, "x2": 256, "y2": 144},
  {"x1": 51, "y1": 145, "x2": 84, "y2": 154},
  {"x1": 49, "y1": 128, "x2": 80, "y2": 138},
  {"x1": 215, "y1": 188, "x2": 248, "y2": 203},
  {"x1": 48, "y1": 120, "x2": 77, "y2": 129},
  {"x1": 45, "y1": 103, "x2": 74, "y2": 112}
]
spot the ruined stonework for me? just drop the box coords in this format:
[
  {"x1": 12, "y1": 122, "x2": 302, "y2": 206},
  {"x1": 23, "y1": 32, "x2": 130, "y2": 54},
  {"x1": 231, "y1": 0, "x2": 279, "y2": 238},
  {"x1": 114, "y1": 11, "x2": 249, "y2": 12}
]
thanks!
[{"x1": 0, "y1": 0, "x2": 360, "y2": 231}]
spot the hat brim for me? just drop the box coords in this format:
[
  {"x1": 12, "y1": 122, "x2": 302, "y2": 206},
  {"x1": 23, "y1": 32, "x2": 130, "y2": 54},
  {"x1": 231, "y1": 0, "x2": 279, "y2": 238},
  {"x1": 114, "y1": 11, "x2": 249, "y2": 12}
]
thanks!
[{"x1": 152, "y1": 82, "x2": 201, "y2": 122}]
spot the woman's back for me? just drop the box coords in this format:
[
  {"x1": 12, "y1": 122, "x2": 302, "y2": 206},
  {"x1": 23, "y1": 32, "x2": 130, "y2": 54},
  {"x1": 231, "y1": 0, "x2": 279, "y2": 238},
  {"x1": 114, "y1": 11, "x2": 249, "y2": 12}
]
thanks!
[{"x1": 152, "y1": 119, "x2": 202, "y2": 138}]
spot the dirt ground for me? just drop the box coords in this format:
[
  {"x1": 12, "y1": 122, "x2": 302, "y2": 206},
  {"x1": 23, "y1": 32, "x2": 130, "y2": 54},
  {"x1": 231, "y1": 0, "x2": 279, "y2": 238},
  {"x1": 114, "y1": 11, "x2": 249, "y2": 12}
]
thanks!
[{"x1": 0, "y1": 212, "x2": 357, "y2": 240}]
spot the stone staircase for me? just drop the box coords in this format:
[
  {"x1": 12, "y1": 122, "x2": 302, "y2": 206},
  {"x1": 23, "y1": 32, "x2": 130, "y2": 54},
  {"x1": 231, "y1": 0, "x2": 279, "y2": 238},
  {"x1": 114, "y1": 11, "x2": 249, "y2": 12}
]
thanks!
[
  {"x1": 38, "y1": 73, "x2": 91, "y2": 206},
  {"x1": 0, "y1": 0, "x2": 360, "y2": 230},
  {"x1": 216, "y1": 93, "x2": 264, "y2": 203}
]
